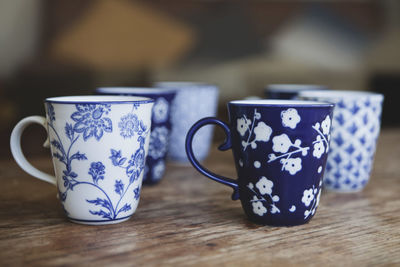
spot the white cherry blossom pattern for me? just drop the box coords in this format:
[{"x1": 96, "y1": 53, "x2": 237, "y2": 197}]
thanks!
[
  {"x1": 301, "y1": 188, "x2": 314, "y2": 207},
  {"x1": 237, "y1": 117, "x2": 251, "y2": 137},
  {"x1": 281, "y1": 108, "x2": 301, "y2": 129},
  {"x1": 281, "y1": 157, "x2": 302, "y2": 175},
  {"x1": 252, "y1": 196, "x2": 267, "y2": 216},
  {"x1": 317, "y1": 166, "x2": 323, "y2": 173},
  {"x1": 303, "y1": 180, "x2": 322, "y2": 219},
  {"x1": 256, "y1": 176, "x2": 273, "y2": 195},
  {"x1": 271, "y1": 134, "x2": 292, "y2": 153},
  {"x1": 254, "y1": 122, "x2": 272, "y2": 143},
  {"x1": 248, "y1": 176, "x2": 280, "y2": 216},
  {"x1": 268, "y1": 134, "x2": 309, "y2": 175},
  {"x1": 270, "y1": 205, "x2": 280, "y2": 214},
  {"x1": 321, "y1": 114, "x2": 331, "y2": 135},
  {"x1": 237, "y1": 109, "x2": 272, "y2": 151},
  {"x1": 312, "y1": 136, "x2": 325, "y2": 159},
  {"x1": 311, "y1": 115, "x2": 331, "y2": 159}
]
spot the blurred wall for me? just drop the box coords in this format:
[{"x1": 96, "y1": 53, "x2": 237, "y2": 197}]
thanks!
[
  {"x1": 0, "y1": 0, "x2": 399, "y2": 159},
  {"x1": 0, "y1": 0, "x2": 42, "y2": 78}
]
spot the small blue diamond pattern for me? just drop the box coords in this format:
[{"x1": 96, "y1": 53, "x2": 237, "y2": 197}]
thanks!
[{"x1": 323, "y1": 96, "x2": 382, "y2": 192}]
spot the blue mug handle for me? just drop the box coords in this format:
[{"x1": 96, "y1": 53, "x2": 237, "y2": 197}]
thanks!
[{"x1": 185, "y1": 117, "x2": 239, "y2": 200}]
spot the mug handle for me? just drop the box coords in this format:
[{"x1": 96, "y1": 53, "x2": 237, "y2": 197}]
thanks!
[
  {"x1": 185, "y1": 117, "x2": 239, "y2": 200},
  {"x1": 10, "y1": 116, "x2": 57, "y2": 185}
]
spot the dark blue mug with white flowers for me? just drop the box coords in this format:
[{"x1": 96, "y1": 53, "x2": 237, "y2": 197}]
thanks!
[
  {"x1": 96, "y1": 87, "x2": 176, "y2": 185},
  {"x1": 186, "y1": 100, "x2": 334, "y2": 226}
]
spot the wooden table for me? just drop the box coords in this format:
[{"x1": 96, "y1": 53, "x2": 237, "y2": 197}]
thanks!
[{"x1": 1, "y1": 129, "x2": 400, "y2": 266}]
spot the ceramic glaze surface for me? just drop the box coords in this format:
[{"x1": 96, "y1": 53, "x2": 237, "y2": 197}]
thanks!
[
  {"x1": 47, "y1": 101, "x2": 153, "y2": 223},
  {"x1": 299, "y1": 91, "x2": 384, "y2": 192},
  {"x1": 186, "y1": 100, "x2": 334, "y2": 226},
  {"x1": 10, "y1": 96, "x2": 154, "y2": 224},
  {"x1": 156, "y1": 82, "x2": 219, "y2": 162},
  {"x1": 96, "y1": 88, "x2": 176, "y2": 184}
]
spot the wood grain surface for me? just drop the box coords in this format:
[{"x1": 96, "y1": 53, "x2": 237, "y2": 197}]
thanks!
[{"x1": 1, "y1": 129, "x2": 399, "y2": 266}]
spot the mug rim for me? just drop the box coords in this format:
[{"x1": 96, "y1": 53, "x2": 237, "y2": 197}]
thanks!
[
  {"x1": 45, "y1": 95, "x2": 154, "y2": 104},
  {"x1": 298, "y1": 90, "x2": 384, "y2": 101},
  {"x1": 229, "y1": 99, "x2": 334, "y2": 107},
  {"x1": 265, "y1": 84, "x2": 327, "y2": 92},
  {"x1": 96, "y1": 87, "x2": 176, "y2": 95}
]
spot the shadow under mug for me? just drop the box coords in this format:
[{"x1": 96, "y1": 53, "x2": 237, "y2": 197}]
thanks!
[
  {"x1": 186, "y1": 99, "x2": 334, "y2": 226},
  {"x1": 10, "y1": 96, "x2": 154, "y2": 225}
]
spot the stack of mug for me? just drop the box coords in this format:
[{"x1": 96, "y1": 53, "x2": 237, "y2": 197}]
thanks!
[{"x1": 10, "y1": 83, "x2": 383, "y2": 226}]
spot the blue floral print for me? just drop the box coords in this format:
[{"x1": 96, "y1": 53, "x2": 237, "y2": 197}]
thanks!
[
  {"x1": 109, "y1": 149, "x2": 126, "y2": 166},
  {"x1": 71, "y1": 104, "x2": 112, "y2": 141},
  {"x1": 118, "y1": 113, "x2": 147, "y2": 139},
  {"x1": 89, "y1": 162, "x2": 105, "y2": 184},
  {"x1": 133, "y1": 186, "x2": 141, "y2": 200},
  {"x1": 46, "y1": 103, "x2": 149, "y2": 221},
  {"x1": 126, "y1": 138, "x2": 146, "y2": 183},
  {"x1": 118, "y1": 113, "x2": 139, "y2": 138},
  {"x1": 115, "y1": 180, "x2": 124, "y2": 196},
  {"x1": 47, "y1": 103, "x2": 56, "y2": 122}
]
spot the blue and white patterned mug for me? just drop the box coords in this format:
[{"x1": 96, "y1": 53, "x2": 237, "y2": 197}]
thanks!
[
  {"x1": 155, "y1": 82, "x2": 219, "y2": 162},
  {"x1": 299, "y1": 90, "x2": 384, "y2": 192},
  {"x1": 186, "y1": 100, "x2": 334, "y2": 226},
  {"x1": 96, "y1": 87, "x2": 176, "y2": 185},
  {"x1": 10, "y1": 96, "x2": 154, "y2": 225}
]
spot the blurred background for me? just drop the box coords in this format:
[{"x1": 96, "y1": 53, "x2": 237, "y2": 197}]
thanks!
[{"x1": 1, "y1": 0, "x2": 399, "y2": 159}]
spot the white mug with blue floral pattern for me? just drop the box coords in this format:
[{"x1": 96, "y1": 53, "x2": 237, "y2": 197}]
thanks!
[{"x1": 10, "y1": 96, "x2": 154, "y2": 225}]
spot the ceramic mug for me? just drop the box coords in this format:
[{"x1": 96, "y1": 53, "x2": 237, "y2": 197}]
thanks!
[
  {"x1": 96, "y1": 87, "x2": 176, "y2": 184},
  {"x1": 186, "y1": 99, "x2": 334, "y2": 226},
  {"x1": 299, "y1": 90, "x2": 384, "y2": 192},
  {"x1": 265, "y1": 84, "x2": 327, "y2": 100},
  {"x1": 155, "y1": 82, "x2": 219, "y2": 162},
  {"x1": 10, "y1": 96, "x2": 154, "y2": 225}
]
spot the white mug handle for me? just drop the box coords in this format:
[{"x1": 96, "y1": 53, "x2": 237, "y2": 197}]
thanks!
[{"x1": 10, "y1": 116, "x2": 56, "y2": 185}]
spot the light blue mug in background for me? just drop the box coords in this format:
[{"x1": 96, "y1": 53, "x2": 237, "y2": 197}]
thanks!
[{"x1": 155, "y1": 82, "x2": 219, "y2": 162}]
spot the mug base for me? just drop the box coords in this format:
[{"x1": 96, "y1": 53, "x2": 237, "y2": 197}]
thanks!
[
  {"x1": 68, "y1": 216, "x2": 131, "y2": 225},
  {"x1": 248, "y1": 218, "x2": 312, "y2": 227},
  {"x1": 245, "y1": 211, "x2": 314, "y2": 227}
]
